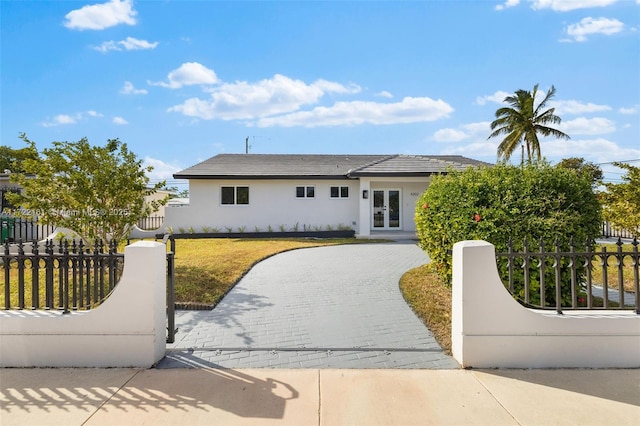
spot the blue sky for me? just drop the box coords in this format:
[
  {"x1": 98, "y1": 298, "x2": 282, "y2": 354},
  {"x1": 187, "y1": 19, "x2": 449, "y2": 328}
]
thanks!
[{"x1": 1, "y1": 0, "x2": 639, "y2": 190}]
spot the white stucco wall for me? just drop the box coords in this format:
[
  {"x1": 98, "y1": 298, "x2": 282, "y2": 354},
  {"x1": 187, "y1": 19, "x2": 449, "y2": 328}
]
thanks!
[
  {"x1": 0, "y1": 241, "x2": 167, "y2": 368},
  {"x1": 452, "y1": 240, "x2": 640, "y2": 368},
  {"x1": 166, "y1": 179, "x2": 360, "y2": 232}
]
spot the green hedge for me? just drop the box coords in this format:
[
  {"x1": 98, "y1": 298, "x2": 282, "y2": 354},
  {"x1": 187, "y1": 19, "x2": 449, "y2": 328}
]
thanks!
[{"x1": 415, "y1": 162, "x2": 602, "y2": 294}]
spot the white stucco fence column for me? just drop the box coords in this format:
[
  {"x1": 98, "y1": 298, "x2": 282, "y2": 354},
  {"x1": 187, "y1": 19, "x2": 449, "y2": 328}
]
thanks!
[
  {"x1": 0, "y1": 241, "x2": 167, "y2": 368},
  {"x1": 452, "y1": 240, "x2": 640, "y2": 368}
]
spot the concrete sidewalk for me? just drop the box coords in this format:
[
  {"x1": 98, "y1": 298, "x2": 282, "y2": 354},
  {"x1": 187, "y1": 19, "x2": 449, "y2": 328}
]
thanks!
[{"x1": 2, "y1": 367, "x2": 638, "y2": 425}]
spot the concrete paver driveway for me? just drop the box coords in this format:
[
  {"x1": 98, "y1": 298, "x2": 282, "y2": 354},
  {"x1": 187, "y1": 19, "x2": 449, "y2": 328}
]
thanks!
[{"x1": 159, "y1": 242, "x2": 459, "y2": 369}]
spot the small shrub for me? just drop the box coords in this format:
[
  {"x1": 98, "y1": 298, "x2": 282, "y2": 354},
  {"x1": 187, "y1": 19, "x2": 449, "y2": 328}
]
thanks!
[
  {"x1": 165, "y1": 226, "x2": 174, "y2": 234},
  {"x1": 267, "y1": 225, "x2": 274, "y2": 232},
  {"x1": 187, "y1": 226, "x2": 195, "y2": 234},
  {"x1": 326, "y1": 224, "x2": 334, "y2": 231},
  {"x1": 278, "y1": 224, "x2": 287, "y2": 232},
  {"x1": 313, "y1": 225, "x2": 323, "y2": 232},
  {"x1": 292, "y1": 222, "x2": 299, "y2": 232},
  {"x1": 225, "y1": 226, "x2": 233, "y2": 233},
  {"x1": 211, "y1": 226, "x2": 220, "y2": 233},
  {"x1": 202, "y1": 226, "x2": 212, "y2": 233},
  {"x1": 178, "y1": 227, "x2": 186, "y2": 234},
  {"x1": 254, "y1": 226, "x2": 261, "y2": 233},
  {"x1": 237, "y1": 225, "x2": 246, "y2": 233}
]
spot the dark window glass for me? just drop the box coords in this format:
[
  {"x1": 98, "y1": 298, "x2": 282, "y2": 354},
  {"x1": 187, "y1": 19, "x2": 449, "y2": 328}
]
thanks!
[
  {"x1": 296, "y1": 186, "x2": 305, "y2": 198},
  {"x1": 340, "y1": 186, "x2": 349, "y2": 198},
  {"x1": 330, "y1": 186, "x2": 339, "y2": 198},
  {"x1": 236, "y1": 187, "x2": 249, "y2": 204},
  {"x1": 221, "y1": 186, "x2": 235, "y2": 204},
  {"x1": 306, "y1": 186, "x2": 315, "y2": 198}
]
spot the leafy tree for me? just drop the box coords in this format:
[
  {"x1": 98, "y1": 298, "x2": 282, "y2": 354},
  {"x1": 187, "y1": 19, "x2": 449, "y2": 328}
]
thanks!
[
  {"x1": 556, "y1": 157, "x2": 603, "y2": 188},
  {"x1": 415, "y1": 162, "x2": 601, "y2": 305},
  {"x1": 6, "y1": 134, "x2": 167, "y2": 243},
  {"x1": 0, "y1": 145, "x2": 39, "y2": 173},
  {"x1": 488, "y1": 84, "x2": 569, "y2": 164},
  {"x1": 599, "y1": 162, "x2": 640, "y2": 237}
]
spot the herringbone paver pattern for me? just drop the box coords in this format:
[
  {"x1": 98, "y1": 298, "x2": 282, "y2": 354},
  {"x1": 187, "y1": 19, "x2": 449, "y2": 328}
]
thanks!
[{"x1": 158, "y1": 242, "x2": 459, "y2": 369}]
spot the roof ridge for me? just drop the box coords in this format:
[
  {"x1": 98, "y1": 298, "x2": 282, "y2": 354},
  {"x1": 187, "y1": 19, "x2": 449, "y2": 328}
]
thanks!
[{"x1": 347, "y1": 154, "x2": 397, "y2": 175}]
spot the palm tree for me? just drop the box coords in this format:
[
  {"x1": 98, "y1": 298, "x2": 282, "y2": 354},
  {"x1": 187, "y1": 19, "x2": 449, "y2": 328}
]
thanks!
[{"x1": 488, "y1": 84, "x2": 569, "y2": 164}]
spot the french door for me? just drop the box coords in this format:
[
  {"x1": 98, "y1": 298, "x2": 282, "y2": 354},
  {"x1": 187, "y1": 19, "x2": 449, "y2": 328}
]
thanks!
[{"x1": 372, "y1": 189, "x2": 401, "y2": 229}]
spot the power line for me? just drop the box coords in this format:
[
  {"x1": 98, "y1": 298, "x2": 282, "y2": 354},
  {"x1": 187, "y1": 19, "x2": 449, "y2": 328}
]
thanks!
[{"x1": 596, "y1": 159, "x2": 640, "y2": 165}]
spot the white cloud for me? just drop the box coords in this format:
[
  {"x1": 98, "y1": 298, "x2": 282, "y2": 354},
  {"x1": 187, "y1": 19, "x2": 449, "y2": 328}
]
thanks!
[
  {"x1": 93, "y1": 37, "x2": 158, "y2": 53},
  {"x1": 566, "y1": 17, "x2": 624, "y2": 42},
  {"x1": 375, "y1": 91, "x2": 393, "y2": 98},
  {"x1": 313, "y1": 79, "x2": 361, "y2": 94},
  {"x1": 112, "y1": 116, "x2": 128, "y2": 125},
  {"x1": 169, "y1": 74, "x2": 361, "y2": 120},
  {"x1": 254, "y1": 97, "x2": 453, "y2": 128},
  {"x1": 42, "y1": 114, "x2": 78, "y2": 127},
  {"x1": 495, "y1": 0, "x2": 520, "y2": 11},
  {"x1": 93, "y1": 41, "x2": 119, "y2": 53},
  {"x1": 433, "y1": 128, "x2": 469, "y2": 143},
  {"x1": 143, "y1": 157, "x2": 183, "y2": 180},
  {"x1": 558, "y1": 117, "x2": 616, "y2": 135},
  {"x1": 531, "y1": 0, "x2": 618, "y2": 12},
  {"x1": 476, "y1": 90, "x2": 510, "y2": 105},
  {"x1": 433, "y1": 121, "x2": 491, "y2": 143},
  {"x1": 64, "y1": 0, "x2": 136, "y2": 30},
  {"x1": 86, "y1": 110, "x2": 103, "y2": 118},
  {"x1": 120, "y1": 81, "x2": 147, "y2": 95},
  {"x1": 543, "y1": 137, "x2": 640, "y2": 163},
  {"x1": 149, "y1": 62, "x2": 219, "y2": 89},
  {"x1": 441, "y1": 140, "x2": 500, "y2": 160},
  {"x1": 619, "y1": 105, "x2": 638, "y2": 114},
  {"x1": 462, "y1": 121, "x2": 492, "y2": 134},
  {"x1": 119, "y1": 37, "x2": 158, "y2": 50},
  {"x1": 550, "y1": 99, "x2": 612, "y2": 115},
  {"x1": 40, "y1": 110, "x2": 103, "y2": 127}
]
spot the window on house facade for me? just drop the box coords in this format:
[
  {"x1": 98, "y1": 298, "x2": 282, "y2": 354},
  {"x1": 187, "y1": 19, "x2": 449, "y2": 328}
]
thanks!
[
  {"x1": 221, "y1": 186, "x2": 249, "y2": 205},
  {"x1": 330, "y1": 186, "x2": 349, "y2": 198},
  {"x1": 296, "y1": 186, "x2": 315, "y2": 198}
]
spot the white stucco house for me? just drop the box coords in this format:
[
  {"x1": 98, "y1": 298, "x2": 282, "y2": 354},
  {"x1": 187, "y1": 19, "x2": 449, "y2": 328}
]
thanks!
[{"x1": 167, "y1": 154, "x2": 489, "y2": 238}]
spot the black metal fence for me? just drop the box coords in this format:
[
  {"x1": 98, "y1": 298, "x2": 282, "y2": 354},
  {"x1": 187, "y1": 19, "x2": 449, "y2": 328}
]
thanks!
[
  {"x1": 1, "y1": 239, "x2": 124, "y2": 312},
  {"x1": 0, "y1": 217, "x2": 57, "y2": 244},
  {"x1": 602, "y1": 222, "x2": 636, "y2": 239},
  {"x1": 496, "y1": 238, "x2": 639, "y2": 314},
  {"x1": 137, "y1": 216, "x2": 164, "y2": 230}
]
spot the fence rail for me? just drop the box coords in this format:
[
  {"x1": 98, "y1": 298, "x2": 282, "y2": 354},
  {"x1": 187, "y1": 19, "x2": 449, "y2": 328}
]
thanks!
[
  {"x1": 1, "y1": 239, "x2": 124, "y2": 312},
  {"x1": 0, "y1": 217, "x2": 57, "y2": 243},
  {"x1": 602, "y1": 221, "x2": 636, "y2": 239},
  {"x1": 137, "y1": 216, "x2": 164, "y2": 230},
  {"x1": 496, "y1": 237, "x2": 639, "y2": 314}
]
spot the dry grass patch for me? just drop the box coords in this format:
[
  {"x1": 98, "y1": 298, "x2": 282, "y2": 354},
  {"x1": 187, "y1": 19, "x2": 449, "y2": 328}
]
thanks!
[{"x1": 400, "y1": 264, "x2": 452, "y2": 354}]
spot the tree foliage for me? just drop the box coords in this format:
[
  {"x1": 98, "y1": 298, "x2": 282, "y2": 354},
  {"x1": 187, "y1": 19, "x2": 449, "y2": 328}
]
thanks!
[
  {"x1": 599, "y1": 162, "x2": 640, "y2": 237},
  {"x1": 6, "y1": 134, "x2": 167, "y2": 243},
  {"x1": 415, "y1": 163, "x2": 602, "y2": 294},
  {"x1": 556, "y1": 157, "x2": 603, "y2": 188},
  {"x1": 0, "y1": 145, "x2": 39, "y2": 173},
  {"x1": 488, "y1": 84, "x2": 569, "y2": 164}
]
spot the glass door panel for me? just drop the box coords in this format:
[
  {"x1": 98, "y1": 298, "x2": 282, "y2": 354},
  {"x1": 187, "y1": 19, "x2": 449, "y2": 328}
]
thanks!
[
  {"x1": 388, "y1": 190, "x2": 400, "y2": 228},
  {"x1": 373, "y1": 190, "x2": 385, "y2": 228}
]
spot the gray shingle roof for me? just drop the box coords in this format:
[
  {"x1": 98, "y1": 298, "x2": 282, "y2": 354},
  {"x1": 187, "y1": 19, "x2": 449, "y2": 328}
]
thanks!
[{"x1": 173, "y1": 154, "x2": 490, "y2": 179}]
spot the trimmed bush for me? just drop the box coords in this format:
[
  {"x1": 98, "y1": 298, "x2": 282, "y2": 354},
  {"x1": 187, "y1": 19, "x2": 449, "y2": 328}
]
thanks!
[{"x1": 415, "y1": 162, "x2": 602, "y2": 294}]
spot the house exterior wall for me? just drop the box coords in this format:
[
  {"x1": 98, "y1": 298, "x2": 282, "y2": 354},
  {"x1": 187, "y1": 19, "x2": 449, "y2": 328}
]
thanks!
[{"x1": 165, "y1": 179, "x2": 360, "y2": 232}]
